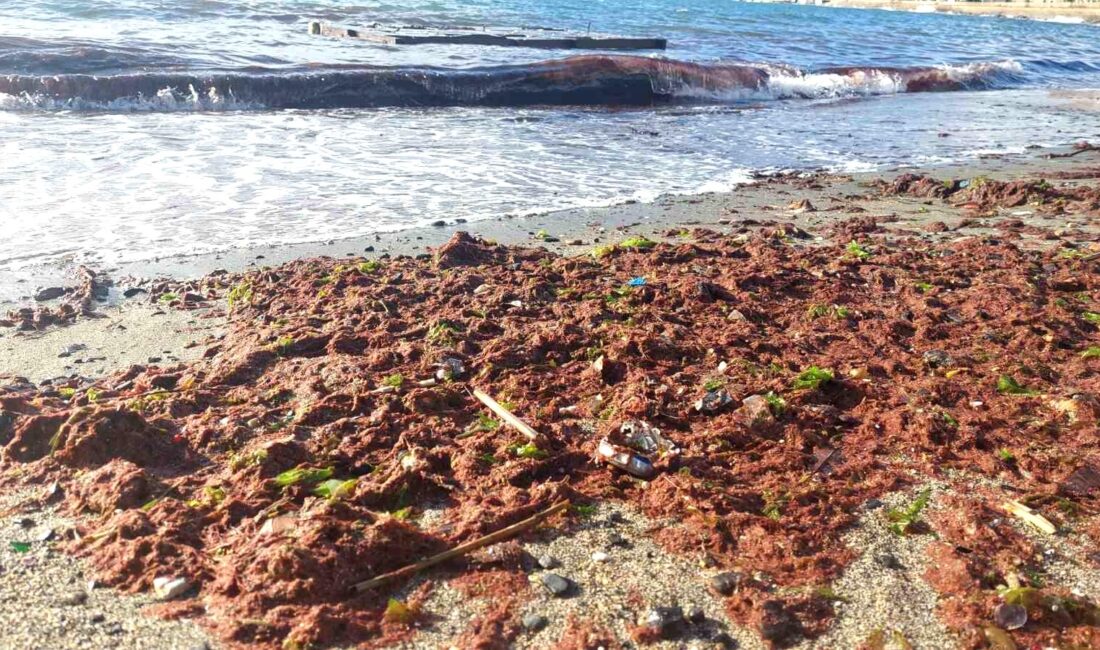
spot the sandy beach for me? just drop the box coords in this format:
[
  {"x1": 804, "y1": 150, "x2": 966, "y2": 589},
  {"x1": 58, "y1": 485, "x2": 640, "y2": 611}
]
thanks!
[{"x1": 2, "y1": 147, "x2": 1098, "y2": 649}]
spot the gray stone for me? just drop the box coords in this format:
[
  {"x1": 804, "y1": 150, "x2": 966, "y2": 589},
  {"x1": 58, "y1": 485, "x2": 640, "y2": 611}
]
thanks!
[
  {"x1": 537, "y1": 554, "x2": 559, "y2": 570},
  {"x1": 539, "y1": 573, "x2": 572, "y2": 597},
  {"x1": 58, "y1": 590, "x2": 87, "y2": 606},
  {"x1": 34, "y1": 287, "x2": 66, "y2": 302},
  {"x1": 874, "y1": 553, "x2": 904, "y2": 570},
  {"x1": 687, "y1": 606, "x2": 706, "y2": 624},
  {"x1": 521, "y1": 613, "x2": 548, "y2": 631},
  {"x1": 644, "y1": 606, "x2": 685, "y2": 636},
  {"x1": 709, "y1": 571, "x2": 744, "y2": 596},
  {"x1": 922, "y1": 349, "x2": 953, "y2": 369}
]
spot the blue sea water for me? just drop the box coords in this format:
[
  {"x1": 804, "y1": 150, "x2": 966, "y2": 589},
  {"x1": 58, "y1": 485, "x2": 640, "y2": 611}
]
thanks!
[{"x1": 1, "y1": 0, "x2": 1100, "y2": 295}]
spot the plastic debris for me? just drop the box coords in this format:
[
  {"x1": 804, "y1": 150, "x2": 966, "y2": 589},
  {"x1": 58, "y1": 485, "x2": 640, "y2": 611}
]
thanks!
[
  {"x1": 695, "y1": 389, "x2": 733, "y2": 413},
  {"x1": 435, "y1": 357, "x2": 465, "y2": 381},
  {"x1": 597, "y1": 420, "x2": 679, "y2": 479},
  {"x1": 627, "y1": 276, "x2": 646, "y2": 286},
  {"x1": 9, "y1": 541, "x2": 30, "y2": 553}
]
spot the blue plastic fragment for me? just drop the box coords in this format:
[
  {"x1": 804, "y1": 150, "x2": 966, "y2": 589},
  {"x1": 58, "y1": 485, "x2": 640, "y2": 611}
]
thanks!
[{"x1": 627, "y1": 276, "x2": 646, "y2": 287}]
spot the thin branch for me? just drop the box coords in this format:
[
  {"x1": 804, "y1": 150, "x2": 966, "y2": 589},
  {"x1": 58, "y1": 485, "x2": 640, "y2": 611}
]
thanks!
[{"x1": 351, "y1": 499, "x2": 570, "y2": 593}]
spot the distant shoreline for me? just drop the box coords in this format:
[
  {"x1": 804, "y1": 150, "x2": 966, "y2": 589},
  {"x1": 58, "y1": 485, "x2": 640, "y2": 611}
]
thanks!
[{"x1": 796, "y1": 0, "x2": 1100, "y2": 23}]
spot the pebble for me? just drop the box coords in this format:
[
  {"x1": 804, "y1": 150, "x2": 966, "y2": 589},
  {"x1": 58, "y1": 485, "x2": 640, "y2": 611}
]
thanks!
[
  {"x1": 58, "y1": 590, "x2": 88, "y2": 606},
  {"x1": 521, "y1": 613, "x2": 548, "y2": 631},
  {"x1": 709, "y1": 571, "x2": 744, "y2": 596},
  {"x1": 153, "y1": 576, "x2": 191, "y2": 600},
  {"x1": 536, "y1": 554, "x2": 559, "y2": 570},
  {"x1": 34, "y1": 287, "x2": 66, "y2": 302},
  {"x1": 90, "y1": 613, "x2": 105, "y2": 623},
  {"x1": 606, "y1": 532, "x2": 630, "y2": 548},
  {"x1": 874, "y1": 553, "x2": 904, "y2": 570},
  {"x1": 644, "y1": 606, "x2": 685, "y2": 636},
  {"x1": 430, "y1": 220, "x2": 446, "y2": 227},
  {"x1": 687, "y1": 606, "x2": 706, "y2": 624},
  {"x1": 591, "y1": 551, "x2": 610, "y2": 563},
  {"x1": 539, "y1": 573, "x2": 572, "y2": 597},
  {"x1": 994, "y1": 602, "x2": 1028, "y2": 630}
]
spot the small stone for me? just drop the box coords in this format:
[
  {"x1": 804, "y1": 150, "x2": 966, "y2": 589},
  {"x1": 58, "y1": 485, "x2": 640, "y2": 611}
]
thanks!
[
  {"x1": 709, "y1": 571, "x2": 744, "y2": 596},
  {"x1": 105, "y1": 623, "x2": 124, "y2": 635},
  {"x1": 687, "y1": 606, "x2": 706, "y2": 624},
  {"x1": 153, "y1": 576, "x2": 191, "y2": 600},
  {"x1": 591, "y1": 551, "x2": 610, "y2": 563},
  {"x1": 34, "y1": 287, "x2": 66, "y2": 302},
  {"x1": 259, "y1": 516, "x2": 296, "y2": 537},
  {"x1": 430, "y1": 220, "x2": 446, "y2": 227},
  {"x1": 122, "y1": 287, "x2": 147, "y2": 298},
  {"x1": 694, "y1": 389, "x2": 733, "y2": 413},
  {"x1": 922, "y1": 349, "x2": 953, "y2": 369},
  {"x1": 874, "y1": 553, "x2": 904, "y2": 570},
  {"x1": 522, "y1": 613, "x2": 548, "y2": 631},
  {"x1": 739, "y1": 394, "x2": 774, "y2": 426},
  {"x1": 644, "y1": 606, "x2": 685, "y2": 637},
  {"x1": 539, "y1": 573, "x2": 572, "y2": 597},
  {"x1": 864, "y1": 498, "x2": 884, "y2": 510},
  {"x1": 14, "y1": 517, "x2": 34, "y2": 529},
  {"x1": 89, "y1": 613, "x2": 105, "y2": 623},
  {"x1": 536, "y1": 554, "x2": 558, "y2": 570},
  {"x1": 35, "y1": 527, "x2": 55, "y2": 542},
  {"x1": 58, "y1": 590, "x2": 88, "y2": 606},
  {"x1": 994, "y1": 602, "x2": 1028, "y2": 630},
  {"x1": 606, "y1": 532, "x2": 630, "y2": 548}
]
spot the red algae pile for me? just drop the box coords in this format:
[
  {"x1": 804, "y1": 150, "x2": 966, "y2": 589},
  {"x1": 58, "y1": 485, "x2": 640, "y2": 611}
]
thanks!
[{"x1": 1, "y1": 180, "x2": 1099, "y2": 649}]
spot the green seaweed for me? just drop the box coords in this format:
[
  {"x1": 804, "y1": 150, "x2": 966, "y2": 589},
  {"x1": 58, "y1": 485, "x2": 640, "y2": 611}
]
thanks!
[
  {"x1": 792, "y1": 366, "x2": 834, "y2": 391},
  {"x1": 313, "y1": 478, "x2": 357, "y2": 500},
  {"x1": 764, "y1": 391, "x2": 787, "y2": 416},
  {"x1": 887, "y1": 487, "x2": 931, "y2": 535},
  {"x1": 846, "y1": 240, "x2": 871, "y2": 261},
  {"x1": 512, "y1": 442, "x2": 548, "y2": 459},
  {"x1": 274, "y1": 467, "x2": 333, "y2": 488},
  {"x1": 997, "y1": 375, "x2": 1038, "y2": 396},
  {"x1": 382, "y1": 373, "x2": 404, "y2": 388},
  {"x1": 227, "y1": 281, "x2": 253, "y2": 309}
]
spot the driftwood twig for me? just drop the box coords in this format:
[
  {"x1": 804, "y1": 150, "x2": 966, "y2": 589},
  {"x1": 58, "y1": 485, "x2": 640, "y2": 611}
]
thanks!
[
  {"x1": 472, "y1": 388, "x2": 540, "y2": 441},
  {"x1": 351, "y1": 499, "x2": 570, "y2": 593}
]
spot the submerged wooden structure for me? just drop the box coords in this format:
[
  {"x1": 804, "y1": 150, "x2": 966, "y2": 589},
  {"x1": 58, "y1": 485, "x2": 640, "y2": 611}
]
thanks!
[{"x1": 308, "y1": 21, "x2": 667, "y2": 51}]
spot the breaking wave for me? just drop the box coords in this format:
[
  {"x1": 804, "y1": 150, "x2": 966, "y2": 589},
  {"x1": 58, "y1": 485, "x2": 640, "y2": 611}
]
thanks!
[{"x1": 0, "y1": 55, "x2": 1026, "y2": 112}]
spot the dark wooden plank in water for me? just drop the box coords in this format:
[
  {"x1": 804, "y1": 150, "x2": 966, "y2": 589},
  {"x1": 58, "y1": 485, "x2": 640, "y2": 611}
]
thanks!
[{"x1": 311, "y1": 23, "x2": 666, "y2": 50}]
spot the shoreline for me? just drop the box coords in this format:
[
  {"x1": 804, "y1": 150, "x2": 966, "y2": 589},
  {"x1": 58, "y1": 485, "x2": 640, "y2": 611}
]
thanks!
[
  {"x1": 2, "y1": 144, "x2": 1093, "y2": 317},
  {"x1": 812, "y1": 0, "x2": 1100, "y2": 23}
]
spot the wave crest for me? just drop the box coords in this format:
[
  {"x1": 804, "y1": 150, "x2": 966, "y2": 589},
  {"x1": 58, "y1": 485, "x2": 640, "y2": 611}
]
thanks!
[{"x1": 0, "y1": 55, "x2": 1025, "y2": 112}]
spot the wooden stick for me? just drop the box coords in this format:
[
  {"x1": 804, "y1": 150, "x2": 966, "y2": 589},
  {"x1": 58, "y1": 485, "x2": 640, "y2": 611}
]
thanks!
[
  {"x1": 1002, "y1": 500, "x2": 1057, "y2": 535},
  {"x1": 351, "y1": 499, "x2": 570, "y2": 593},
  {"x1": 472, "y1": 388, "x2": 540, "y2": 441}
]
